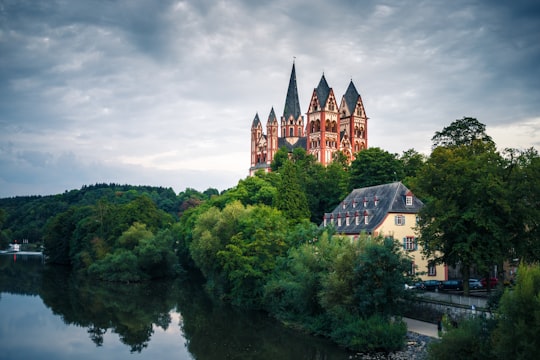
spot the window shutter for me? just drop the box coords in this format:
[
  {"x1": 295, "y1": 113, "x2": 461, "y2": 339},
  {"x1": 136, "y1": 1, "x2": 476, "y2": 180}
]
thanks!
[
  {"x1": 403, "y1": 237, "x2": 407, "y2": 250},
  {"x1": 414, "y1": 237, "x2": 418, "y2": 251}
]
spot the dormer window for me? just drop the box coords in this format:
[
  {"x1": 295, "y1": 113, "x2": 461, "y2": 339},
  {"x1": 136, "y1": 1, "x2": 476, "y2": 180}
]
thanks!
[
  {"x1": 342, "y1": 201, "x2": 347, "y2": 209},
  {"x1": 337, "y1": 213, "x2": 342, "y2": 226},
  {"x1": 363, "y1": 210, "x2": 369, "y2": 224},
  {"x1": 405, "y1": 191, "x2": 413, "y2": 206},
  {"x1": 355, "y1": 211, "x2": 360, "y2": 225},
  {"x1": 374, "y1": 196, "x2": 379, "y2": 206},
  {"x1": 323, "y1": 214, "x2": 327, "y2": 226},
  {"x1": 363, "y1": 197, "x2": 368, "y2": 207},
  {"x1": 352, "y1": 199, "x2": 357, "y2": 208},
  {"x1": 345, "y1": 212, "x2": 350, "y2": 226},
  {"x1": 330, "y1": 214, "x2": 334, "y2": 225}
]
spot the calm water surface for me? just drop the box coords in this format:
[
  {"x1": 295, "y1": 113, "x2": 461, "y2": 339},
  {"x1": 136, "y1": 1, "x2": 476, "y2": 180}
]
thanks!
[{"x1": 0, "y1": 254, "x2": 353, "y2": 360}]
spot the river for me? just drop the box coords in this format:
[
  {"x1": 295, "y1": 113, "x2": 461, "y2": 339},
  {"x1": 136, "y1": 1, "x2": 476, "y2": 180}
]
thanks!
[{"x1": 0, "y1": 253, "x2": 353, "y2": 360}]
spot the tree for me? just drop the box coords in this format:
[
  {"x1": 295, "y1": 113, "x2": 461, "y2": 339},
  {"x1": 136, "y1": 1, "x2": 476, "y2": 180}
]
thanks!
[
  {"x1": 353, "y1": 237, "x2": 411, "y2": 318},
  {"x1": 349, "y1": 147, "x2": 403, "y2": 190},
  {"x1": 504, "y1": 148, "x2": 540, "y2": 263},
  {"x1": 492, "y1": 263, "x2": 540, "y2": 359},
  {"x1": 431, "y1": 116, "x2": 494, "y2": 148},
  {"x1": 415, "y1": 120, "x2": 510, "y2": 295},
  {"x1": 399, "y1": 148, "x2": 426, "y2": 182},
  {"x1": 275, "y1": 160, "x2": 310, "y2": 223}
]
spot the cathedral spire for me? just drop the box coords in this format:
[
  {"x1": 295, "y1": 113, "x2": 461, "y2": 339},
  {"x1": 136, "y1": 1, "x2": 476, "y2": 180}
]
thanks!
[{"x1": 283, "y1": 62, "x2": 301, "y2": 120}]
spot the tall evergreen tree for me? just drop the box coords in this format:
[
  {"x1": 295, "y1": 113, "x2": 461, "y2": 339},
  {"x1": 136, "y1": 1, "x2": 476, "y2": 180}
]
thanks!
[{"x1": 275, "y1": 161, "x2": 310, "y2": 223}]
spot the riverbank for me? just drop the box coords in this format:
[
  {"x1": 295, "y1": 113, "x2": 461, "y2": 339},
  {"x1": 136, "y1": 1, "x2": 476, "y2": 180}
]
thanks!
[{"x1": 350, "y1": 331, "x2": 436, "y2": 359}]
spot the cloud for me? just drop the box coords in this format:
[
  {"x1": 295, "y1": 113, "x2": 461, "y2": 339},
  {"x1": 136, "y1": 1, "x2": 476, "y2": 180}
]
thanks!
[{"x1": 0, "y1": 0, "x2": 539, "y2": 197}]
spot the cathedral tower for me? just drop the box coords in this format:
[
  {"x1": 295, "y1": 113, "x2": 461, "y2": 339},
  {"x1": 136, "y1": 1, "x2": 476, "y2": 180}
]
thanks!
[
  {"x1": 306, "y1": 74, "x2": 340, "y2": 166},
  {"x1": 281, "y1": 62, "x2": 304, "y2": 138},
  {"x1": 339, "y1": 81, "x2": 368, "y2": 163},
  {"x1": 249, "y1": 62, "x2": 369, "y2": 176}
]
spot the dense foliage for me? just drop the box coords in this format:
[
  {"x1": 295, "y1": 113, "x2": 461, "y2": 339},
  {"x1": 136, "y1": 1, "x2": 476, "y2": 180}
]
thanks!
[
  {"x1": 428, "y1": 263, "x2": 540, "y2": 360},
  {"x1": 413, "y1": 117, "x2": 540, "y2": 294},
  {"x1": 2, "y1": 117, "x2": 539, "y2": 355}
]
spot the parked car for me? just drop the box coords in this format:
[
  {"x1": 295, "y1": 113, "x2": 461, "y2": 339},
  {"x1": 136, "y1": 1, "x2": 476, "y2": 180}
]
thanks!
[
  {"x1": 481, "y1": 277, "x2": 499, "y2": 288},
  {"x1": 469, "y1": 278, "x2": 483, "y2": 289},
  {"x1": 441, "y1": 279, "x2": 463, "y2": 291},
  {"x1": 422, "y1": 280, "x2": 442, "y2": 291}
]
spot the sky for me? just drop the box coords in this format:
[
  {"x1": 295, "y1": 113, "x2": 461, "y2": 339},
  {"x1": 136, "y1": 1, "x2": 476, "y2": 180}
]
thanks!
[{"x1": 1, "y1": 0, "x2": 539, "y2": 198}]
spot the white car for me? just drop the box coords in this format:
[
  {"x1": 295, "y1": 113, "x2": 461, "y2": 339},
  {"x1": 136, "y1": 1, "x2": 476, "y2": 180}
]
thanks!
[{"x1": 469, "y1": 278, "x2": 483, "y2": 289}]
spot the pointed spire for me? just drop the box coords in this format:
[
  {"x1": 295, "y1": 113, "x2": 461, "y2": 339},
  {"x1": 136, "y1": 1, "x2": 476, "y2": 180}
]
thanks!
[
  {"x1": 267, "y1": 107, "x2": 277, "y2": 124},
  {"x1": 344, "y1": 80, "x2": 360, "y2": 114},
  {"x1": 283, "y1": 62, "x2": 301, "y2": 120},
  {"x1": 316, "y1": 74, "x2": 331, "y2": 108},
  {"x1": 251, "y1": 113, "x2": 261, "y2": 128}
]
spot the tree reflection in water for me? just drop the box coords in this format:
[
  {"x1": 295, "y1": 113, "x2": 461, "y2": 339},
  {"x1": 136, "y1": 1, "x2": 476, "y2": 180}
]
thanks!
[
  {"x1": 2, "y1": 256, "x2": 352, "y2": 359},
  {"x1": 40, "y1": 265, "x2": 177, "y2": 353}
]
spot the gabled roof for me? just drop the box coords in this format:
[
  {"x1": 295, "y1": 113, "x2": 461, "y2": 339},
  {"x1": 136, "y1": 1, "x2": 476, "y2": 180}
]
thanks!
[
  {"x1": 283, "y1": 63, "x2": 302, "y2": 120},
  {"x1": 315, "y1": 74, "x2": 331, "y2": 108},
  {"x1": 277, "y1": 136, "x2": 307, "y2": 151},
  {"x1": 343, "y1": 80, "x2": 360, "y2": 114},
  {"x1": 322, "y1": 182, "x2": 423, "y2": 234}
]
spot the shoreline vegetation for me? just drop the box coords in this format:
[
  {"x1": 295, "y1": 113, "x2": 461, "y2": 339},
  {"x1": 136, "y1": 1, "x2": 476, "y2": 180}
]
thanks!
[{"x1": 1, "y1": 118, "x2": 539, "y2": 358}]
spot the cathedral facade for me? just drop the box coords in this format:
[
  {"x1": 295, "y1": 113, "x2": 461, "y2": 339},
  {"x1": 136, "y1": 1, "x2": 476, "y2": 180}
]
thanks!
[{"x1": 250, "y1": 63, "x2": 369, "y2": 175}]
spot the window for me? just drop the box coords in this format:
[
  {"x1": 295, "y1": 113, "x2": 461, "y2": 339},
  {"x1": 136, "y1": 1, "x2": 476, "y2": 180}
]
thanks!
[
  {"x1": 408, "y1": 261, "x2": 416, "y2": 276},
  {"x1": 406, "y1": 195, "x2": 413, "y2": 206},
  {"x1": 428, "y1": 262, "x2": 437, "y2": 276},
  {"x1": 395, "y1": 215, "x2": 405, "y2": 226},
  {"x1": 363, "y1": 210, "x2": 369, "y2": 224},
  {"x1": 403, "y1": 236, "x2": 417, "y2": 251},
  {"x1": 345, "y1": 213, "x2": 350, "y2": 226}
]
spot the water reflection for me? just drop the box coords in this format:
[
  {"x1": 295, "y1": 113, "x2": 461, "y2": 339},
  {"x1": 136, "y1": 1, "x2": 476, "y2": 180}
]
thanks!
[{"x1": 1, "y1": 255, "x2": 352, "y2": 359}]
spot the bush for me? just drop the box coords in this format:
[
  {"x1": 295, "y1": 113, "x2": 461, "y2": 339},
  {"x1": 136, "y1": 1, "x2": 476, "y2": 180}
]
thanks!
[
  {"x1": 87, "y1": 249, "x2": 145, "y2": 282},
  {"x1": 492, "y1": 263, "x2": 540, "y2": 360},
  {"x1": 330, "y1": 313, "x2": 406, "y2": 353},
  {"x1": 427, "y1": 316, "x2": 496, "y2": 360}
]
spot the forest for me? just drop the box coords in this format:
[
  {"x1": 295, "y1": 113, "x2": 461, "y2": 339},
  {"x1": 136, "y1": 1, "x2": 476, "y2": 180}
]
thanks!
[{"x1": 1, "y1": 117, "x2": 539, "y2": 355}]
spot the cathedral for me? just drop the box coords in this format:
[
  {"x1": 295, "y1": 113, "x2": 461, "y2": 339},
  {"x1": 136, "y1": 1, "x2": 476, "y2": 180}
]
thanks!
[{"x1": 249, "y1": 62, "x2": 369, "y2": 175}]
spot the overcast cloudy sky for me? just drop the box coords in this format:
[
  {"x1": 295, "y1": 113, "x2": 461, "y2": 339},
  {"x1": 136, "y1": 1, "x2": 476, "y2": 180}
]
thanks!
[{"x1": 1, "y1": 0, "x2": 539, "y2": 197}]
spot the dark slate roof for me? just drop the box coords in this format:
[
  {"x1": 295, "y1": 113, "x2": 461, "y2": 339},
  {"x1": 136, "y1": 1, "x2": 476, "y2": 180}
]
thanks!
[
  {"x1": 322, "y1": 182, "x2": 424, "y2": 234},
  {"x1": 267, "y1": 107, "x2": 278, "y2": 125},
  {"x1": 343, "y1": 80, "x2": 360, "y2": 114},
  {"x1": 316, "y1": 74, "x2": 331, "y2": 107},
  {"x1": 283, "y1": 63, "x2": 302, "y2": 120},
  {"x1": 251, "y1": 113, "x2": 261, "y2": 128},
  {"x1": 277, "y1": 136, "x2": 307, "y2": 151}
]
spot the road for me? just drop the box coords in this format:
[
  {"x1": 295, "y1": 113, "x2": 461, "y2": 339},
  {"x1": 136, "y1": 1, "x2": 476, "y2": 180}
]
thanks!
[{"x1": 403, "y1": 317, "x2": 439, "y2": 338}]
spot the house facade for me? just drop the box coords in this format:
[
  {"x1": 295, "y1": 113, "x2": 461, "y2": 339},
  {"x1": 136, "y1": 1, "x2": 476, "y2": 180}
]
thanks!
[
  {"x1": 250, "y1": 62, "x2": 368, "y2": 175},
  {"x1": 322, "y1": 182, "x2": 446, "y2": 281}
]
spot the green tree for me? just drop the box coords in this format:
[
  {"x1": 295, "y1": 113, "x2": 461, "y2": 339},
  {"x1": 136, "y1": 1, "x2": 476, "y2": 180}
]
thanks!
[
  {"x1": 275, "y1": 161, "x2": 310, "y2": 223},
  {"x1": 504, "y1": 148, "x2": 540, "y2": 263},
  {"x1": 431, "y1": 116, "x2": 494, "y2": 148},
  {"x1": 399, "y1": 148, "x2": 426, "y2": 186},
  {"x1": 492, "y1": 263, "x2": 540, "y2": 359},
  {"x1": 270, "y1": 146, "x2": 290, "y2": 171},
  {"x1": 415, "y1": 119, "x2": 510, "y2": 294},
  {"x1": 349, "y1": 147, "x2": 403, "y2": 190},
  {"x1": 354, "y1": 237, "x2": 411, "y2": 318}
]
